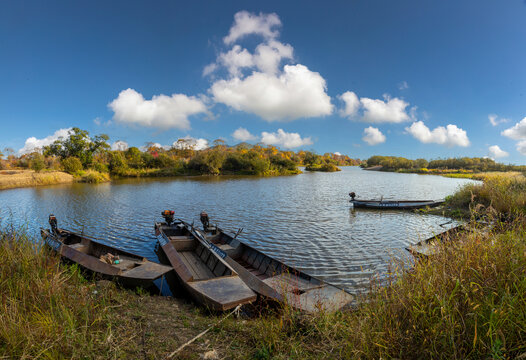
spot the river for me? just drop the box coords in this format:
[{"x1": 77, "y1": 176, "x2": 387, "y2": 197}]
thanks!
[{"x1": 0, "y1": 167, "x2": 477, "y2": 293}]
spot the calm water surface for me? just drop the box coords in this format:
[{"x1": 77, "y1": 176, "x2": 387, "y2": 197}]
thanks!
[{"x1": 0, "y1": 167, "x2": 477, "y2": 293}]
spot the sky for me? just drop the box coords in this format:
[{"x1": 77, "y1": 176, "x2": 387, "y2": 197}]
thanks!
[{"x1": 1, "y1": 0, "x2": 526, "y2": 163}]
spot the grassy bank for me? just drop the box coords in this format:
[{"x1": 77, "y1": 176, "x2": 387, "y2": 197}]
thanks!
[
  {"x1": 3, "y1": 175, "x2": 526, "y2": 358},
  {"x1": 0, "y1": 170, "x2": 74, "y2": 190}
]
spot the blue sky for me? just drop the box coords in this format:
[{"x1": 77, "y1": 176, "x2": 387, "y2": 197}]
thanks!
[{"x1": 1, "y1": 0, "x2": 525, "y2": 163}]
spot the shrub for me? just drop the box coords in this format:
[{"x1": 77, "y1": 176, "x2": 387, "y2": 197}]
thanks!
[
  {"x1": 61, "y1": 157, "x2": 83, "y2": 174},
  {"x1": 91, "y1": 162, "x2": 109, "y2": 173},
  {"x1": 29, "y1": 154, "x2": 46, "y2": 172}
]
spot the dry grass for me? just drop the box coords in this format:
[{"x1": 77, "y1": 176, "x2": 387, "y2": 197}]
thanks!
[
  {"x1": 0, "y1": 227, "x2": 135, "y2": 359},
  {"x1": 0, "y1": 170, "x2": 73, "y2": 190}
]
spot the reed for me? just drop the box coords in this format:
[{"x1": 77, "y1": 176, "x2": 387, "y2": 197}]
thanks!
[
  {"x1": 0, "y1": 227, "x2": 131, "y2": 359},
  {"x1": 0, "y1": 170, "x2": 73, "y2": 190}
]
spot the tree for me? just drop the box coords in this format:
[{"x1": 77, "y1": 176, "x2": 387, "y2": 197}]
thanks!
[{"x1": 44, "y1": 128, "x2": 109, "y2": 168}]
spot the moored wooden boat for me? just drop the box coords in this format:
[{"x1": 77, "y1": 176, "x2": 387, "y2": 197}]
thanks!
[
  {"x1": 154, "y1": 211, "x2": 257, "y2": 311},
  {"x1": 349, "y1": 192, "x2": 444, "y2": 209},
  {"x1": 40, "y1": 215, "x2": 172, "y2": 290},
  {"x1": 193, "y1": 213, "x2": 354, "y2": 313},
  {"x1": 405, "y1": 225, "x2": 464, "y2": 259}
]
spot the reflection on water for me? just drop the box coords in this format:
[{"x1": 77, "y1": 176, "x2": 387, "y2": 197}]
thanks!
[{"x1": 0, "y1": 167, "x2": 477, "y2": 293}]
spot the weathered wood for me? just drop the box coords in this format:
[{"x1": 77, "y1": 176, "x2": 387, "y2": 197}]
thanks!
[
  {"x1": 40, "y1": 227, "x2": 172, "y2": 290},
  {"x1": 155, "y1": 221, "x2": 256, "y2": 311},
  {"x1": 203, "y1": 224, "x2": 355, "y2": 312}
]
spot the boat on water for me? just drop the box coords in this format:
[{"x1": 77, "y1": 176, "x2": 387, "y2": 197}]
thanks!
[
  {"x1": 40, "y1": 215, "x2": 172, "y2": 290},
  {"x1": 154, "y1": 210, "x2": 257, "y2": 311},
  {"x1": 405, "y1": 225, "x2": 464, "y2": 259},
  {"x1": 191, "y1": 212, "x2": 354, "y2": 313},
  {"x1": 349, "y1": 192, "x2": 444, "y2": 209}
]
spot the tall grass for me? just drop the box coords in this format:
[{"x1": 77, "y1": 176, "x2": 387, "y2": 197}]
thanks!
[
  {"x1": 232, "y1": 222, "x2": 526, "y2": 359},
  {"x1": 0, "y1": 227, "x2": 130, "y2": 359},
  {"x1": 446, "y1": 172, "x2": 526, "y2": 218}
]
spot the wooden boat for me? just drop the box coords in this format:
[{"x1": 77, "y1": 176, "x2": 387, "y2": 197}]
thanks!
[
  {"x1": 349, "y1": 192, "x2": 444, "y2": 209},
  {"x1": 405, "y1": 225, "x2": 464, "y2": 259},
  {"x1": 40, "y1": 215, "x2": 173, "y2": 290},
  {"x1": 192, "y1": 212, "x2": 355, "y2": 312},
  {"x1": 154, "y1": 211, "x2": 257, "y2": 311}
]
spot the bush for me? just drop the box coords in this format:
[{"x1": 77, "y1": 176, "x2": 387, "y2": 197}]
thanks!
[
  {"x1": 79, "y1": 170, "x2": 110, "y2": 183},
  {"x1": 91, "y1": 162, "x2": 109, "y2": 173},
  {"x1": 29, "y1": 154, "x2": 46, "y2": 172},
  {"x1": 61, "y1": 157, "x2": 83, "y2": 174}
]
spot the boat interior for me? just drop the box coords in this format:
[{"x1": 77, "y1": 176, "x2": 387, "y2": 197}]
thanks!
[
  {"x1": 51, "y1": 230, "x2": 148, "y2": 272},
  {"x1": 159, "y1": 224, "x2": 233, "y2": 280},
  {"x1": 206, "y1": 231, "x2": 324, "y2": 293}
]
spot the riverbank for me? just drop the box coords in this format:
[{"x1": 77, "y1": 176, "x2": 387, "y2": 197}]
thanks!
[
  {"x1": 2, "y1": 219, "x2": 525, "y2": 358},
  {"x1": 2, "y1": 175, "x2": 525, "y2": 358},
  {"x1": 0, "y1": 169, "x2": 74, "y2": 190}
]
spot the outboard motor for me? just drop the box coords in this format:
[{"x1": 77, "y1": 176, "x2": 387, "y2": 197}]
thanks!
[
  {"x1": 200, "y1": 211, "x2": 209, "y2": 231},
  {"x1": 162, "y1": 210, "x2": 175, "y2": 226},
  {"x1": 349, "y1": 192, "x2": 356, "y2": 201},
  {"x1": 49, "y1": 214, "x2": 58, "y2": 235}
]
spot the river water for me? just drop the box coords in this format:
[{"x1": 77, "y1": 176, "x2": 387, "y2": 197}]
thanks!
[{"x1": 0, "y1": 167, "x2": 477, "y2": 293}]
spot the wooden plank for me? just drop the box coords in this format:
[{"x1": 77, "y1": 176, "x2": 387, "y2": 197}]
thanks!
[
  {"x1": 122, "y1": 262, "x2": 172, "y2": 280},
  {"x1": 186, "y1": 276, "x2": 256, "y2": 310},
  {"x1": 161, "y1": 242, "x2": 194, "y2": 283},
  {"x1": 181, "y1": 251, "x2": 214, "y2": 280},
  {"x1": 253, "y1": 253, "x2": 264, "y2": 269}
]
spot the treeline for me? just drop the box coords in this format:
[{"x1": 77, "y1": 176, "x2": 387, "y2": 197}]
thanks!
[
  {"x1": 0, "y1": 128, "x2": 360, "y2": 178},
  {"x1": 364, "y1": 155, "x2": 526, "y2": 173}
]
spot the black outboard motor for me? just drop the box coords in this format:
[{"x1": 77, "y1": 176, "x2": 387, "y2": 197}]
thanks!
[
  {"x1": 349, "y1": 192, "x2": 356, "y2": 201},
  {"x1": 200, "y1": 211, "x2": 209, "y2": 231},
  {"x1": 49, "y1": 214, "x2": 58, "y2": 235},
  {"x1": 162, "y1": 210, "x2": 175, "y2": 226}
]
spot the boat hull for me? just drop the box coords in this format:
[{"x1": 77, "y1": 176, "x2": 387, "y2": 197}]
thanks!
[{"x1": 350, "y1": 199, "x2": 444, "y2": 209}]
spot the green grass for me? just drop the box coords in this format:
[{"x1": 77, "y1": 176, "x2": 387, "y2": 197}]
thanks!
[{"x1": 0, "y1": 227, "x2": 132, "y2": 359}]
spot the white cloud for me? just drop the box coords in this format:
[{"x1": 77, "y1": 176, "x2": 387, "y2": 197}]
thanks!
[
  {"x1": 19, "y1": 128, "x2": 72, "y2": 154},
  {"x1": 93, "y1": 117, "x2": 101, "y2": 126},
  {"x1": 517, "y1": 140, "x2": 526, "y2": 156},
  {"x1": 203, "y1": 63, "x2": 218, "y2": 77},
  {"x1": 339, "y1": 91, "x2": 360, "y2": 118},
  {"x1": 360, "y1": 95, "x2": 411, "y2": 123},
  {"x1": 406, "y1": 121, "x2": 470, "y2": 147},
  {"x1": 260, "y1": 129, "x2": 313, "y2": 148},
  {"x1": 211, "y1": 64, "x2": 332, "y2": 121},
  {"x1": 253, "y1": 40, "x2": 293, "y2": 75},
  {"x1": 334, "y1": 152, "x2": 342, "y2": 156},
  {"x1": 362, "y1": 126, "x2": 386, "y2": 145},
  {"x1": 108, "y1": 88, "x2": 208, "y2": 130},
  {"x1": 489, "y1": 114, "x2": 509, "y2": 127},
  {"x1": 232, "y1": 127, "x2": 257, "y2": 142},
  {"x1": 111, "y1": 140, "x2": 129, "y2": 151},
  {"x1": 223, "y1": 11, "x2": 281, "y2": 45},
  {"x1": 398, "y1": 81, "x2": 409, "y2": 90},
  {"x1": 172, "y1": 136, "x2": 209, "y2": 151},
  {"x1": 488, "y1": 145, "x2": 509, "y2": 159},
  {"x1": 218, "y1": 45, "x2": 255, "y2": 76},
  {"x1": 501, "y1": 117, "x2": 526, "y2": 140}
]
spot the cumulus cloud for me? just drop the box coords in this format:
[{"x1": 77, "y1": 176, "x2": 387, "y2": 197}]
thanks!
[
  {"x1": 211, "y1": 64, "x2": 332, "y2": 121},
  {"x1": 334, "y1": 152, "x2": 342, "y2": 156},
  {"x1": 406, "y1": 121, "x2": 470, "y2": 147},
  {"x1": 488, "y1": 145, "x2": 509, "y2": 159},
  {"x1": 517, "y1": 140, "x2": 526, "y2": 155},
  {"x1": 111, "y1": 140, "x2": 129, "y2": 151},
  {"x1": 362, "y1": 126, "x2": 386, "y2": 145},
  {"x1": 360, "y1": 95, "x2": 411, "y2": 123},
  {"x1": 232, "y1": 127, "x2": 257, "y2": 142},
  {"x1": 489, "y1": 114, "x2": 509, "y2": 126},
  {"x1": 501, "y1": 117, "x2": 526, "y2": 140},
  {"x1": 339, "y1": 91, "x2": 360, "y2": 117},
  {"x1": 207, "y1": 11, "x2": 332, "y2": 122},
  {"x1": 108, "y1": 88, "x2": 208, "y2": 130},
  {"x1": 172, "y1": 136, "x2": 209, "y2": 150},
  {"x1": 223, "y1": 11, "x2": 281, "y2": 45},
  {"x1": 260, "y1": 129, "x2": 313, "y2": 148},
  {"x1": 19, "y1": 128, "x2": 72, "y2": 154}
]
